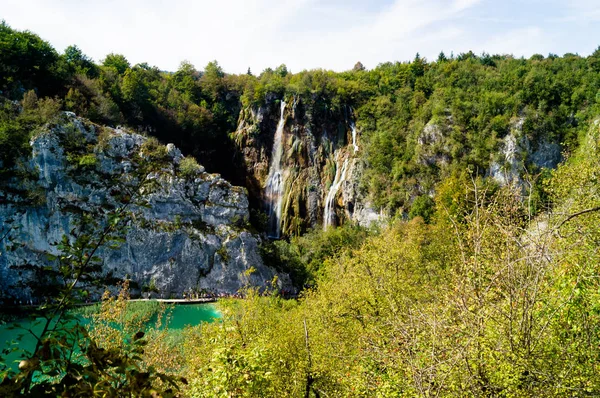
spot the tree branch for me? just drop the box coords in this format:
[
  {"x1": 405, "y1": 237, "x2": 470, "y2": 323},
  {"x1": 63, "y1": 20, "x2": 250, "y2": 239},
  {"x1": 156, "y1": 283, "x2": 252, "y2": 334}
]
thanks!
[{"x1": 556, "y1": 206, "x2": 600, "y2": 231}]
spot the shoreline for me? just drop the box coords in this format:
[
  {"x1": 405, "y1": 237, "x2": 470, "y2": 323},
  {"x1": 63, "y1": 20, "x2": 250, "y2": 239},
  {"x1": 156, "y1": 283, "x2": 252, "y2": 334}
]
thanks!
[
  {"x1": 0, "y1": 297, "x2": 217, "y2": 312},
  {"x1": 127, "y1": 298, "x2": 217, "y2": 304}
]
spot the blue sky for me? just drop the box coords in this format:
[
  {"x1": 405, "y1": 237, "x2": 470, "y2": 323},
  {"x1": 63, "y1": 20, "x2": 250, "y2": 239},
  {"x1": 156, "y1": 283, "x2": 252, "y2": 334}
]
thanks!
[{"x1": 2, "y1": 0, "x2": 599, "y2": 73}]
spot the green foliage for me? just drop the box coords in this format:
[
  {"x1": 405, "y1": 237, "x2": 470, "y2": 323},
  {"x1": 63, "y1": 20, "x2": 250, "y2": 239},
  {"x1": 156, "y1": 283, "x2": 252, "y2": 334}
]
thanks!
[
  {"x1": 172, "y1": 144, "x2": 600, "y2": 395},
  {"x1": 0, "y1": 91, "x2": 62, "y2": 170},
  {"x1": 0, "y1": 21, "x2": 63, "y2": 98},
  {"x1": 2, "y1": 22, "x2": 599, "y2": 214},
  {"x1": 77, "y1": 153, "x2": 98, "y2": 168},
  {"x1": 142, "y1": 278, "x2": 160, "y2": 295},
  {"x1": 65, "y1": 87, "x2": 88, "y2": 115},
  {"x1": 102, "y1": 53, "x2": 130, "y2": 75},
  {"x1": 408, "y1": 194, "x2": 435, "y2": 222},
  {"x1": 178, "y1": 156, "x2": 201, "y2": 178},
  {"x1": 215, "y1": 246, "x2": 230, "y2": 263},
  {"x1": 172, "y1": 61, "x2": 201, "y2": 102},
  {"x1": 0, "y1": 133, "x2": 179, "y2": 395},
  {"x1": 261, "y1": 224, "x2": 370, "y2": 287},
  {"x1": 64, "y1": 45, "x2": 98, "y2": 78},
  {"x1": 4, "y1": 22, "x2": 600, "y2": 396},
  {"x1": 140, "y1": 137, "x2": 169, "y2": 164},
  {"x1": 274, "y1": 64, "x2": 289, "y2": 77},
  {"x1": 181, "y1": 291, "x2": 306, "y2": 397}
]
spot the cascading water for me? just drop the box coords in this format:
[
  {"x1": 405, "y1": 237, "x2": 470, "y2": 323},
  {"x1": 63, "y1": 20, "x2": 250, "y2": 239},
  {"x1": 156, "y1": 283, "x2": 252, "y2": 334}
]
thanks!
[
  {"x1": 323, "y1": 153, "x2": 349, "y2": 229},
  {"x1": 350, "y1": 122, "x2": 359, "y2": 152},
  {"x1": 265, "y1": 100, "x2": 287, "y2": 238}
]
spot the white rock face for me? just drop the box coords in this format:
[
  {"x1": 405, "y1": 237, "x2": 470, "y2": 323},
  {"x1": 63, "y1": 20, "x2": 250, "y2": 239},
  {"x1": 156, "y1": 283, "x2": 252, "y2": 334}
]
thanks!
[
  {"x1": 341, "y1": 159, "x2": 388, "y2": 227},
  {"x1": 489, "y1": 117, "x2": 562, "y2": 187},
  {"x1": 417, "y1": 118, "x2": 452, "y2": 167},
  {"x1": 0, "y1": 113, "x2": 290, "y2": 301},
  {"x1": 490, "y1": 132, "x2": 523, "y2": 186},
  {"x1": 232, "y1": 98, "x2": 386, "y2": 233}
]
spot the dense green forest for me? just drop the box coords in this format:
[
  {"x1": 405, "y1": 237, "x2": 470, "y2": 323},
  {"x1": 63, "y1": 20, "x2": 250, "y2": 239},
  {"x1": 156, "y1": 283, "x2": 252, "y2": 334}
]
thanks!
[
  {"x1": 3, "y1": 21, "x2": 600, "y2": 396},
  {"x1": 3, "y1": 21, "x2": 600, "y2": 220}
]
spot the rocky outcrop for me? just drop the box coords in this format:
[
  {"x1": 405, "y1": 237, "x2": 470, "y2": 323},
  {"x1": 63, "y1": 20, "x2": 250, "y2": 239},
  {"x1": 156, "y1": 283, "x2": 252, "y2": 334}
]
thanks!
[
  {"x1": 233, "y1": 99, "x2": 565, "y2": 236},
  {"x1": 341, "y1": 159, "x2": 384, "y2": 227},
  {"x1": 0, "y1": 113, "x2": 291, "y2": 301},
  {"x1": 489, "y1": 116, "x2": 562, "y2": 187},
  {"x1": 415, "y1": 113, "x2": 563, "y2": 191},
  {"x1": 232, "y1": 98, "x2": 383, "y2": 236},
  {"x1": 417, "y1": 117, "x2": 453, "y2": 168}
]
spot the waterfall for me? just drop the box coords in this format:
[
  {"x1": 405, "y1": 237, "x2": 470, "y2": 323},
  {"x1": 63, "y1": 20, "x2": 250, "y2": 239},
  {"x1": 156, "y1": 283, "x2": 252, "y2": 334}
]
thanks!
[
  {"x1": 323, "y1": 153, "x2": 349, "y2": 229},
  {"x1": 350, "y1": 122, "x2": 359, "y2": 152},
  {"x1": 265, "y1": 100, "x2": 287, "y2": 238}
]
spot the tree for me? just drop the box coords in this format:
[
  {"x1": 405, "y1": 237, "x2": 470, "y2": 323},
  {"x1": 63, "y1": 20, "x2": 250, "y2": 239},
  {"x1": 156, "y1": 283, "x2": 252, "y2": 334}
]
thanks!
[
  {"x1": 0, "y1": 123, "x2": 181, "y2": 396},
  {"x1": 0, "y1": 21, "x2": 62, "y2": 98},
  {"x1": 275, "y1": 64, "x2": 289, "y2": 77},
  {"x1": 122, "y1": 68, "x2": 150, "y2": 105},
  {"x1": 65, "y1": 87, "x2": 88, "y2": 116},
  {"x1": 201, "y1": 61, "x2": 225, "y2": 101},
  {"x1": 64, "y1": 45, "x2": 98, "y2": 78},
  {"x1": 102, "y1": 53, "x2": 130, "y2": 75},
  {"x1": 353, "y1": 61, "x2": 366, "y2": 71},
  {"x1": 172, "y1": 61, "x2": 200, "y2": 102},
  {"x1": 410, "y1": 53, "x2": 426, "y2": 77},
  {"x1": 437, "y1": 51, "x2": 448, "y2": 63},
  {"x1": 204, "y1": 60, "x2": 224, "y2": 79},
  {"x1": 409, "y1": 195, "x2": 435, "y2": 223},
  {"x1": 480, "y1": 51, "x2": 496, "y2": 67}
]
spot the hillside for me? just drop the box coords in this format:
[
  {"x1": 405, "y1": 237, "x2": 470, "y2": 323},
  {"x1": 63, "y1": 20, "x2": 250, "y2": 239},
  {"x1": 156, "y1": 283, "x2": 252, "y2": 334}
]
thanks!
[
  {"x1": 3, "y1": 22, "x2": 600, "y2": 237},
  {"x1": 2, "y1": 21, "x2": 600, "y2": 396}
]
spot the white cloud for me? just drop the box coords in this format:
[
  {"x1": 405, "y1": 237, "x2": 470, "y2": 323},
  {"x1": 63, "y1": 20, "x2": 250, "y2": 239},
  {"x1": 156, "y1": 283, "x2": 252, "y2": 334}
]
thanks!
[
  {"x1": 567, "y1": 0, "x2": 600, "y2": 21},
  {"x1": 452, "y1": 0, "x2": 482, "y2": 12},
  {"x1": 274, "y1": 0, "x2": 484, "y2": 71},
  {"x1": 0, "y1": 0, "x2": 595, "y2": 73},
  {"x1": 479, "y1": 26, "x2": 547, "y2": 57}
]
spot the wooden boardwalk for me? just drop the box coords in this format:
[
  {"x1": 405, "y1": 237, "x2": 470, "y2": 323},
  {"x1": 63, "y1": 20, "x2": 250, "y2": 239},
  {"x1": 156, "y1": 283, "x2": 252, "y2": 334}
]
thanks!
[
  {"x1": 128, "y1": 298, "x2": 217, "y2": 304},
  {"x1": 0, "y1": 297, "x2": 217, "y2": 311}
]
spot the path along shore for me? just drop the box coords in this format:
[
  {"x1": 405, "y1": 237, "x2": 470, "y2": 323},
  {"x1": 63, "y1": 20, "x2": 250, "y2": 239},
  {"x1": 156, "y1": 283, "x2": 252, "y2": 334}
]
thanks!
[{"x1": 0, "y1": 297, "x2": 217, "y2": 311}]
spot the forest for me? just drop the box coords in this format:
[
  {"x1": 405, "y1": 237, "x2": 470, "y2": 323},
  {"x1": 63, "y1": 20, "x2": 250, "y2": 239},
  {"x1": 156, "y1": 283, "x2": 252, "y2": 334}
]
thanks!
[{"x1": 2, "y1": 20, "x2": 600, "y2": 396}]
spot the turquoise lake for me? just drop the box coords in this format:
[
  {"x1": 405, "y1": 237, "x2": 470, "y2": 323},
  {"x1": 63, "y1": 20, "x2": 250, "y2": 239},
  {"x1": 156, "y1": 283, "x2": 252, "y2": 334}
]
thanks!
[{"x1": 0, "y1": 303, "x2": 220, "y2": 370}]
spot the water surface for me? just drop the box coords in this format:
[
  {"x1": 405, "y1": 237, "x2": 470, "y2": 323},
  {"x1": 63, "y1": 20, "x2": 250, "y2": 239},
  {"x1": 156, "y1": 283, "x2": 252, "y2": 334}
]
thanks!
[{"x1": 0, "y1": 302, "x2": 219, "y2": 370}]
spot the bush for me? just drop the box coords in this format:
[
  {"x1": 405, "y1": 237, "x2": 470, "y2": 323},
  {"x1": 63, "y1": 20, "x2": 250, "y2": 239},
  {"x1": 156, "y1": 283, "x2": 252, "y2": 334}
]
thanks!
[
  {"x1": 179, "y1": 156, "x2": 201, "y2": 178},
  {"x1": 409, "y1": 194, "x2": 435, "y2": 223},
  {"x1": 140, "y1": 137, "x2": 168, "y2": 162},
  {"x1": 78, "y1": 153, "x2": 98, "y2": 168},
  {"x1": 0, "y1": 93, "x2": 62, "y2": 170}
]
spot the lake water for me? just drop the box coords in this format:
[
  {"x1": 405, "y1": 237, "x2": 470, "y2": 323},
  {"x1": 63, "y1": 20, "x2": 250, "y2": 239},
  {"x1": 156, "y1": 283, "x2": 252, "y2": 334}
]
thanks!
[
  {"x1": 0, "y1": 303, "x2": 219, "y2": 370},
  {"x1": 163, "y1": 303, "x2": 220, "y2": 329}
]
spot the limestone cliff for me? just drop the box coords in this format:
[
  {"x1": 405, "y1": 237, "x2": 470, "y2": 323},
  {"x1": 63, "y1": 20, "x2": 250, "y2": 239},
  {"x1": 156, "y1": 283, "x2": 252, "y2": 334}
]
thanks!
[
  {"x1": 489, "y1": 116, "x2": 562, "y2": 187},
  {"x1": 232, "y1": 97, "x2": 382, "y2": 237},
  {"x1": 233, "y1": 97, "x2": 565, "y2": 237},
  {"x1": 416, "y1": 114, "x2": 563, "y2": 191},
  {"x1": 0, "y1": 113, "x2": 290, "y2": 302}
]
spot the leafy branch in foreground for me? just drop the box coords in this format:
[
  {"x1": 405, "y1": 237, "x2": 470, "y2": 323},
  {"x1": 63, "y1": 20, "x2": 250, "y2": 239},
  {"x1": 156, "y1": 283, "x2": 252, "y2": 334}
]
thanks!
[{"x1": 0, "y1": 129, "x2": 183, "y2": 396}]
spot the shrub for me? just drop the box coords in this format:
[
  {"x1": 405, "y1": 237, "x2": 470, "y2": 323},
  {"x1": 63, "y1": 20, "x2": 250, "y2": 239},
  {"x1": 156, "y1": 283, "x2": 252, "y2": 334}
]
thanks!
[
  {"x1": 78, "y1": 153, "x2": 98, "y2": 168},
  {"x1": 409, "y1": 194, "x2": 435, "y2": 223},
  {"x1": 179, "y1": 156, "x2": 201, "y2": 178},
  {"x1": 140, "y1": 137, "x2": 168, "y2": 163},
  {"x1": 0, "y1": 93, "x2": 62, "y2": 169}
]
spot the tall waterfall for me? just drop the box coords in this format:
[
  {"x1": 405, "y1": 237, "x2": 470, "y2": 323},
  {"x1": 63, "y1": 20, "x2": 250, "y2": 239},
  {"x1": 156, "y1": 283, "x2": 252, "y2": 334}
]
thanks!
[
  {"x1": 265, "y1": 101, "x2": 287, "y2": 238},
  {"x1": 324, "y1": 153, "x2": 349, "y2": 229},
  {"x1": 350, "y1": 122, "x2": 359, "y2": 152}
]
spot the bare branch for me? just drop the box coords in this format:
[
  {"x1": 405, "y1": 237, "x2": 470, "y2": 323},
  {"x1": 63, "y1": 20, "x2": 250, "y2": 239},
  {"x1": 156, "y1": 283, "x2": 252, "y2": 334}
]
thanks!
[{"x1": 556, "y1": 206, "x2": 600, "y2": 231}]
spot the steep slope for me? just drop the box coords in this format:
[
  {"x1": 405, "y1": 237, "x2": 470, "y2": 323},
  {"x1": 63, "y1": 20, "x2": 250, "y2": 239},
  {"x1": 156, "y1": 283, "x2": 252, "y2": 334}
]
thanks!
[
  {"x1": 0, "y1": 112, "x2": 291, "y2": 302},
  {"x1": 232, "y1": 96, "x2": 566, "y2": 238},
  {"x1": 232, "y1": 97, "x2": 382, "y2": 237}
]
